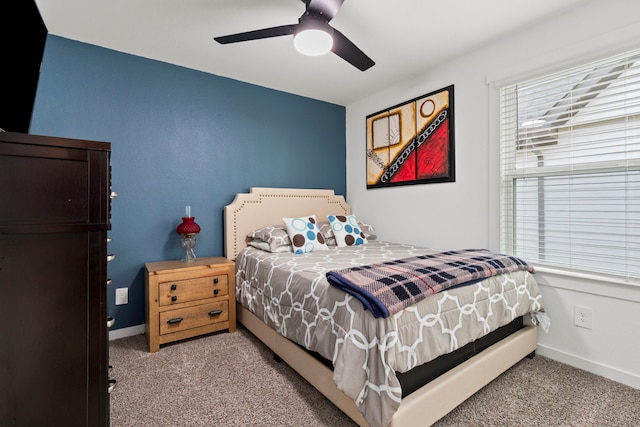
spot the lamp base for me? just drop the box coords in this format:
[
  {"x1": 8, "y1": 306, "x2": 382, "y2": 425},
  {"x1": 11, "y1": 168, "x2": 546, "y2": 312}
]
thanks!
[{"x1": 180, "y1": 235, "x2": 197, "y2": 263}]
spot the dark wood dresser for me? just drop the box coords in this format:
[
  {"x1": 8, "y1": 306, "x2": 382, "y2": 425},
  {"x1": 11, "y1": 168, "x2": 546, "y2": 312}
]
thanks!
[{"x1": 0, "y1": 131, "x2": 111, "y2": 426}]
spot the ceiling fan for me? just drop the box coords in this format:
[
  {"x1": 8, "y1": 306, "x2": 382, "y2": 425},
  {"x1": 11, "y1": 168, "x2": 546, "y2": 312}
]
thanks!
[{"x1": 213, "y1": 0, "x2": 375, "y2": 71}]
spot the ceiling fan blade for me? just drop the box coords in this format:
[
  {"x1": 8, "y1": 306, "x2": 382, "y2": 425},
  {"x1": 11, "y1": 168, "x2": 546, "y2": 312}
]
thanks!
[
  {"x1": 214, "y1": 24, "x2": 296, "y2": 44},
  {"x1": 331, "y1": 28, "x2": 375, "y2": 71},
  {"x1": 307, "y1": 0, "x2": 345, "y2": 21}
]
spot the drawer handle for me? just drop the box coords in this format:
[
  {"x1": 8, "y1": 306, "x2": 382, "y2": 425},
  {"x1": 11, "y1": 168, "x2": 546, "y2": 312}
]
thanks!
[
  {"x1": 171, "y1": 283, "x2": 177, "y2": 290},
  {"x1": 167, "y1": 317, "x2": 183, "y2": 324},
  {"x1": 213, "y1": 289, "x2": 219, "y2": 295},
  {"x1": 171, "y1": 295, "x2": 178, "y2": 302},
  {"x1": 209, "y1": 310, "x2": 223, "y2": 316},
  {"x1": 213, "y1": 278, "x2": 219, "y2": 284}
]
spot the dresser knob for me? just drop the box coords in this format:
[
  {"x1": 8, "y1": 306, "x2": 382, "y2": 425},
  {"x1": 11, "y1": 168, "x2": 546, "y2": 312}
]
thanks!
[
  {"x1": 213, "y1": 278, "x2": 219, "y2": 284},
  {"x1": 214, "y1": 289, "x2": 219, "y2": 295},
  {"x1": 171, "y1": 283, "x2": 177, "y2": 290},
  {"x1": 167, "y1": 317, "x2": 183, "y2": 324},
  {"x1": 209, "y1": 310, "x2": 223, "y2": 316},
  {"x1": 171, "y1": 295, "x2": 177, "y2": 302}
]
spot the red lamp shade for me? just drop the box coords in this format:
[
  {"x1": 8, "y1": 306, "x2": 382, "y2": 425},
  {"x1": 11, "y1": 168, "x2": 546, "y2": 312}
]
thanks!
[{"x1": 176, "y1": 217, "x2": 200, "y2": 236}]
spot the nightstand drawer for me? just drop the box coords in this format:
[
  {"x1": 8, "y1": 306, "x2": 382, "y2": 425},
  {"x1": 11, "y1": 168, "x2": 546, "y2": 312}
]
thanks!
[
  {"x1": 158, "y1": 274, "x2": 228, "y2": 306},
  {"x1": 159, "y1": 300, "x2": 229, "y2": 335}
]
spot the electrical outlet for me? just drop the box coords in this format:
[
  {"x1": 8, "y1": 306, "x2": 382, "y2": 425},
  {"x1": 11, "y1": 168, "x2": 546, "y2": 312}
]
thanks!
[
  {"x1": 115, "y1": 287, "x2": 128, "y2": 305},
  {"x1": 574, "y1": 305, "x2": 592, "y2": 329}
]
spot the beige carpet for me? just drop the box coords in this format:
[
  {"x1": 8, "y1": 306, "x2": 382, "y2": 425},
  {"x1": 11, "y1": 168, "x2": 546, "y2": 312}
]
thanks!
[{"x1": 109, "y1": 326, "x2": 639, "y2": 426}]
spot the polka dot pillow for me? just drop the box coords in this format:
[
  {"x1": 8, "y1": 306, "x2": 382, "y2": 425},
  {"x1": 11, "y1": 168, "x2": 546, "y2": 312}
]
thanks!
[
  {"x1": 282, "y1": 214, "x2": 329, "y2": 254},
  {"x1": 327, "y1": 214, "x2": 368, "y2": 247}
]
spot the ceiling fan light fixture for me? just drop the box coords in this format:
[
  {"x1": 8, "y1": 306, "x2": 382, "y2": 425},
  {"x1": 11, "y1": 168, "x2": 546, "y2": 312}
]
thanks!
[
  {"x1": 294, "y1": 28, "x2": 333, "y2": 56},
  {"x1": 293, "y1": 14, "x2": 333, "y2": 56}
]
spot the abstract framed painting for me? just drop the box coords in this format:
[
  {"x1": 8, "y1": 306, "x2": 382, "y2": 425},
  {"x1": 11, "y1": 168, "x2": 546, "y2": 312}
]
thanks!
[{"x1": 366, "y1": 85, "x2": 455, "y2": 189}]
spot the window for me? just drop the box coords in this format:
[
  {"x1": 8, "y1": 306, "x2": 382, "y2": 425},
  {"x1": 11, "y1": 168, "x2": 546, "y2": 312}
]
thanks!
[{"x1": 500, "y1": 48, "x2": 640, "y2": 282}]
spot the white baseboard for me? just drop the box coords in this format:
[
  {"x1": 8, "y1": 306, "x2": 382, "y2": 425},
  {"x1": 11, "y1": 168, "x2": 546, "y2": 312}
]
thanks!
[
  {"x1": 109, "y1": 324, "x2": 145, "y2": 341},
  {"x1": 537, "y1": 344, "x2": 640, "y2": 390}
]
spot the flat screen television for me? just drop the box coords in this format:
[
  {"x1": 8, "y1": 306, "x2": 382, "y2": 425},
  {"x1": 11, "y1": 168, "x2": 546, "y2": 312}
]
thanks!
[{"x1": 1, "y1": 1, "x2": 47, "y2": 133}]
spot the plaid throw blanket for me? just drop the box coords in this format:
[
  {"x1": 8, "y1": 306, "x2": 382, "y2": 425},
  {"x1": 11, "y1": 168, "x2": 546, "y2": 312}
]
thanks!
[{"x1": 325, "y1": 249, "x2": 535, "y2": 318}]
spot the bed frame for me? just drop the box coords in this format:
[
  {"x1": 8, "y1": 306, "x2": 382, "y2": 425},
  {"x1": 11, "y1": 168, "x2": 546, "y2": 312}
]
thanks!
[{"x1": 224, "y1": 187, "x2": 537, "y2": 427}]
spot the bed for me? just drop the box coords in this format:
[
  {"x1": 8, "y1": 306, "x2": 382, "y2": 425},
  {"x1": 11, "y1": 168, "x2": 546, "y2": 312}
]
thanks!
[{"x1": 223, "y1": 187, "x2": 545, "y2": 427}]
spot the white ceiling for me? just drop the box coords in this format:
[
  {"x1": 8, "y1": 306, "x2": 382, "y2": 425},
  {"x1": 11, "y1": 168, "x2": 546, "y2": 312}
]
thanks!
[{"x1": 34, "y1": 0, "x2": 588, "y2": 106}]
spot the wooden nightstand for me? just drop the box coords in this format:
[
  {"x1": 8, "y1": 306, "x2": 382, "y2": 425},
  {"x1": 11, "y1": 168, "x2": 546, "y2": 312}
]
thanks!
[{"x1": 145, "y1": 256, "x2": 236, "y2": 352}]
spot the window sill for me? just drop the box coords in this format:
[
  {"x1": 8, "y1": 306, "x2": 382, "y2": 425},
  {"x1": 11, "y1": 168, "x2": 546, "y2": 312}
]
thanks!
[{"x1": 533, "y1": 265, "x2": 640, "y2": 303}]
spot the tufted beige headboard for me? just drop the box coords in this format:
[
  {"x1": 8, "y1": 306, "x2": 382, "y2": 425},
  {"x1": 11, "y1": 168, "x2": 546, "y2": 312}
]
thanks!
[{"x1": 223, "y1": 187, "x2": 351, "y2": 260}]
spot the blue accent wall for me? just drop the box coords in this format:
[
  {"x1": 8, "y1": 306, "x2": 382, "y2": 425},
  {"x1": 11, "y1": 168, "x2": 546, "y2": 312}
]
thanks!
[{"x1": 30, "y1": 36, "x2": 346, "y2": 330}]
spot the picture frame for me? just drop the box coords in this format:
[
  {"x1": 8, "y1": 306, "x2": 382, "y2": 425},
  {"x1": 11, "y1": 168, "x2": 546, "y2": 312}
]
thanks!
[{"x1": 366, "y1": 85, "x2": 455, "y2": 189}]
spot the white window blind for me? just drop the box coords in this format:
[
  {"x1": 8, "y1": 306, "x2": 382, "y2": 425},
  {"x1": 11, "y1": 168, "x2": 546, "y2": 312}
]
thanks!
[{"x1": 500, "y1": 48, "x2": 640, "y2": 282}]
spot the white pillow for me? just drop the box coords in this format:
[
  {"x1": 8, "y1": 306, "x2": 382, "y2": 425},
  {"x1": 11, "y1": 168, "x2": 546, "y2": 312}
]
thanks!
[
  {"x1": 282, "y1": 214, "x2": 329, "y2": 254},
  {"x1": 327, "y1": 214, "x2": 368, "y2": 247}
]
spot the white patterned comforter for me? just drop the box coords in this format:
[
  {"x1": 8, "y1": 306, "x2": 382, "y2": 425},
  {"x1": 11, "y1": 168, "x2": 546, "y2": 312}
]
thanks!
[{"x1": 235, "y1": 241, "x2": 544, "y2": 427}]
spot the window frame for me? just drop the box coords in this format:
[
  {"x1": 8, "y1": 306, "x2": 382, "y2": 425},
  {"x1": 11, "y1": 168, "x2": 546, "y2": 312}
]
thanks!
[{"x1": 498, "y1": 47, "x2": 640, "y2": 285}]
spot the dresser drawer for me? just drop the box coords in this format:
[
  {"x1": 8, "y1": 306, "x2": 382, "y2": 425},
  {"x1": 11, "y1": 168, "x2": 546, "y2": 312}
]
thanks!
[
  {"x1": 158, "y1": 274, "x2": 228, "y2": 306},
  {"x1": 159, "y1": 300, "x2": 229, "y2": 335}
]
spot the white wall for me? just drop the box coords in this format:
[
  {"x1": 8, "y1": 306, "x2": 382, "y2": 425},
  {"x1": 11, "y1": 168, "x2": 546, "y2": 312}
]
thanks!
[{"x1": 345, "y1": 0, "x2": 640, "y2": 389}]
